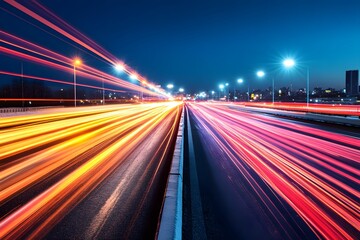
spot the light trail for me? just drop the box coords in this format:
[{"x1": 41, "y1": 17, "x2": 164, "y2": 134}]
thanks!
[
  {"x1": 0, "y1": 45, "x2": 160, "y2": 97},
  {"x1": 188, "y1": 102, "x2": 359, "y2": 239},
  {"x1": 3, "y1": 0, "x2": 164, "y2": 93},
  {"x1": 238, "y1": 102, "x2": 360, "y2": 116},
  {"x1": 0, "y1": 71, "x2": 126, "y2": 95},
  {"x1": 0, "y1": 102, "x2": 183, "y2": 239}
]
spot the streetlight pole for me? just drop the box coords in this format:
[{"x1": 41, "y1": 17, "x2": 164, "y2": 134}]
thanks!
[
  {"x1": 73, "y1": 65, "x2": 77, "y2": 107},
  {"x1": 225, "y1": 83, "x2": 229, "y2": 102},
  {"x1": 102, "y1": 76, "x2": 105, "y2": 105},
  {"x1": 219, "y1": 84, "x2": 224, "y2": 101},
  {"x1": 233, "y1": 86, "x2": 235, "y2": 101},
  {"x1": 283, "y1": 58, "x2": 309, "y2": 107},
  {"x1": 21, "y1": 62, "x2": 24, "y2": 108},
  {"x1": 307, "y1": 67, "x2": 310, "y2": 108},
  {"x1": 73, "y1": 58, "x2": 81, "y2": 107},
  {"x1": 272, "y1": 77, "x2": 275, "y2": 104}
]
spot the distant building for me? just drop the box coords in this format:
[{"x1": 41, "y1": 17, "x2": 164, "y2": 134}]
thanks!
[{"x1": 345, "y1": 70, "x2": 359, "y2": 96}]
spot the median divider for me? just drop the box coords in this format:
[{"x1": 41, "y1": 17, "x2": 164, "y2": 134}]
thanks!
[{"x1": 157, "y1": 106, "x2": 184, "y2": 240}]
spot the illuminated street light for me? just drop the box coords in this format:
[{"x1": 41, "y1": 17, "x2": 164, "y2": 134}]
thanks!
[
  {"x1": 283, "y1": 58, "x2": 295, "y2": 68},
  {"x1": 225, "y1": 83, "x2": 229, "y2": 101},
  {"x1": 219, "y1": 84, "x2": 225, "y2": 101},
  {"x1": 179, "y1": 88, "x2": 184, "y2": 92},
  {"x1": 167, "y1": 84, "x2": 174, "y2": 89},
  {"x1": 256, "y1": 70, "x2": 265, "y2": 78},
  {"x1": 114, "y1": 63, "x2": 125, "y2": 72},
  {"x1": 282, "y1": 58, "x2": 310, "y2": 107},
  {"x1": 234, "y1": 78, "x2": 244, "y2": 102},
  {"x1": 130, "y1": 74, "x2": 138, "y2": 80},
  {"x1": 257, "y1": 70, "x2": 275, "y2": 104},
  {"x1": 73, "y1": 58, "x2": 82, "y2": 107}
]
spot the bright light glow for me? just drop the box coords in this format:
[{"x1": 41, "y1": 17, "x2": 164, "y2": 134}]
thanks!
[
  {"x1": 283, "y1": 58, "x2": 295, "y2": 68},
  {"x1": 167, "y1": 84, "x2": 174, "y2": 89},
  {"x1": 219, "y1": 84, "x2": 224, "y2": 90},
  {"x1": 114, "y1": 63, "x2": 125, "y2": 72},
  {"x1": 211, "y1": 91, "x2": 215, "y2": 94},
  {"x1": 257, "y1": 70, "x2": 265, "y2": 77},
  {"x1": 130, "y1": 74, "x2": 138, "y2": 80},
  {"x1": 237, "y1": 78, "x2": 244, "y2": 83},
  {"x1": 225, "y1": 83, "x2": 229, "y2": 86},
  {"x1": 0, "y1": 102, "x2": 183, "y2": 239},
  {"x1": 179, "y1": 88, "x2": 184, "y2": 92},
  {"x1": 199, "y1": 92, "x2": 206, "y2": 98},
  {"x1": 74, "y1": 58, "x2": 82, "y2": 66}
]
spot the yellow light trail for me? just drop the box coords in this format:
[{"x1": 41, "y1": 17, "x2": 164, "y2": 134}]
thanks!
[{"x1": 0, "y1": 102, "x2": 182, "y2": 239}]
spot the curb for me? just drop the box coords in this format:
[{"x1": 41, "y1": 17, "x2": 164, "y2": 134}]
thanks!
[{"x1": 157, "y1": 106, "x2": 184, "y2": 240}]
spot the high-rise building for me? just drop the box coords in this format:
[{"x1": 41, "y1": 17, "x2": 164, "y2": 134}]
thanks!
[{"x1": 345, "y1": 70, "x2": 359, "y2": 96}]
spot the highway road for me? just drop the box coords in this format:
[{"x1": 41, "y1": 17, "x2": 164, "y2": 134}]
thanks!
[
  {"x1": 0, "y1": 102, "x2": 182, "y2": 239},
  {"x1": 184, "y1": 102, "x2": 359, "y2": 240}
]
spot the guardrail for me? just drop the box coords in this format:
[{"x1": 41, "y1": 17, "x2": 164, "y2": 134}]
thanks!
[
  {"x1": 0, "y1": 106, "x2": 64, "y2": 115},
  {"x1": 157, "y1": 106, "x2": 184, "y2": 240}
]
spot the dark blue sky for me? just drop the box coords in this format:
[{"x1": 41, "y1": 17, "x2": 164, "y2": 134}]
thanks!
[{"x1": 1, "y1": 0, "x2": 360, "y2": 93}]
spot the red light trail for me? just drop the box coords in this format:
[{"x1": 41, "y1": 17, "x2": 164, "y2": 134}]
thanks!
[
  {"x1": 188, "y1": 102, "x2": 359, "y2": 239},
  {"x1": 239, "y1": 102, "x2": 360, "y2": 117},
  {"x1": 3, "y1": 0, "x2": 160, "y2": 91}
]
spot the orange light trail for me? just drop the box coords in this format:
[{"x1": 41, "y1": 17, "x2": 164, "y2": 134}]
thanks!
[
  {"x1": 188, "y1": 102, "x2": 359, "y2": 239},
  {"x1": 0, "y1": 102, "x2": 183, "y2": 239}
]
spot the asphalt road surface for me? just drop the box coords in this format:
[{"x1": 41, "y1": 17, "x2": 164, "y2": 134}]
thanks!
[
  {"x1": 184, "y1": 102, "x2": 359, "y2": 240},
  {"x1": 0, "y1": 103, "x2": 182, "y2": 239}
]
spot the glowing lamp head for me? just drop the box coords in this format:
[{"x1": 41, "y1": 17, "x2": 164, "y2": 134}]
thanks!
[
  {"x1": 167, "y1": 84, "x2": 174, "y2": 89},
  {"x1": 219, "y1": 84, "x2": 224, "y2": 90},
  {"x1": 130, "y1": 74, "x2": 138, "y2": 80},
  {"x1": 179, "y1": 88, "x2": 184, "y2": 92},
  {"x1": 237, "y1": 78, "x2": 244, "y2": 83},
  {"x1": 256, "y1": 70, "x2": 265, "y2": 78},
  {"x1": 74, "y1": 58, "x2": 82, "y2": 66},
  {"x1": 115, "y1": 63, "x2": 125, "y2": 72},
  {"x1": 283, "y1": 58, "x2": 295, "y2": 68}
]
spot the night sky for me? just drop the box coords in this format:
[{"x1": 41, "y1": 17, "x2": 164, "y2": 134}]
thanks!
[{"x1": 1, "y1": 0, "x2": 360, "y2": 93}]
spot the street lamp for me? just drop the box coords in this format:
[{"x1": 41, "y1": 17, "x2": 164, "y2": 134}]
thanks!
[
  {"x1": 73, "y1": 58, "x2": 82, "y2": 107},
  {"x1": 102, "y1": 75, "x2": 105, "y2": 105},
  {"x1": 256, "y1": 70, "x2": 265, "y2": 78},
  {"x1": 225, "y1": 83, "x2": 229, "y2": 101},
  {"x1": 282, "y1": 58, "x2": 310, "y2": 108},
  {"x1": 234, "y1": 78, "x2": 244, "y2": 102},
  {"x1": 283, "y1": 59, "x2": 295, "y2": 68},
  {"x1": 115, "y1": 63, "x2": 125, "y2": 72},
  {"x1": 130, "y1": 73, "x2": 138, "y2": 80},
  {"x1": 167, "y1": 84, "x2": 174, "y2": 89},
  {"x1": 257, "y1": 70, "x2": 275, "y2": 104},
  {"x1": 219, "y1": 84, "x2": 224, "y2": 101},
  {"x1": 179, "y1": 88, "x2": 184, "y2": 92}
]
